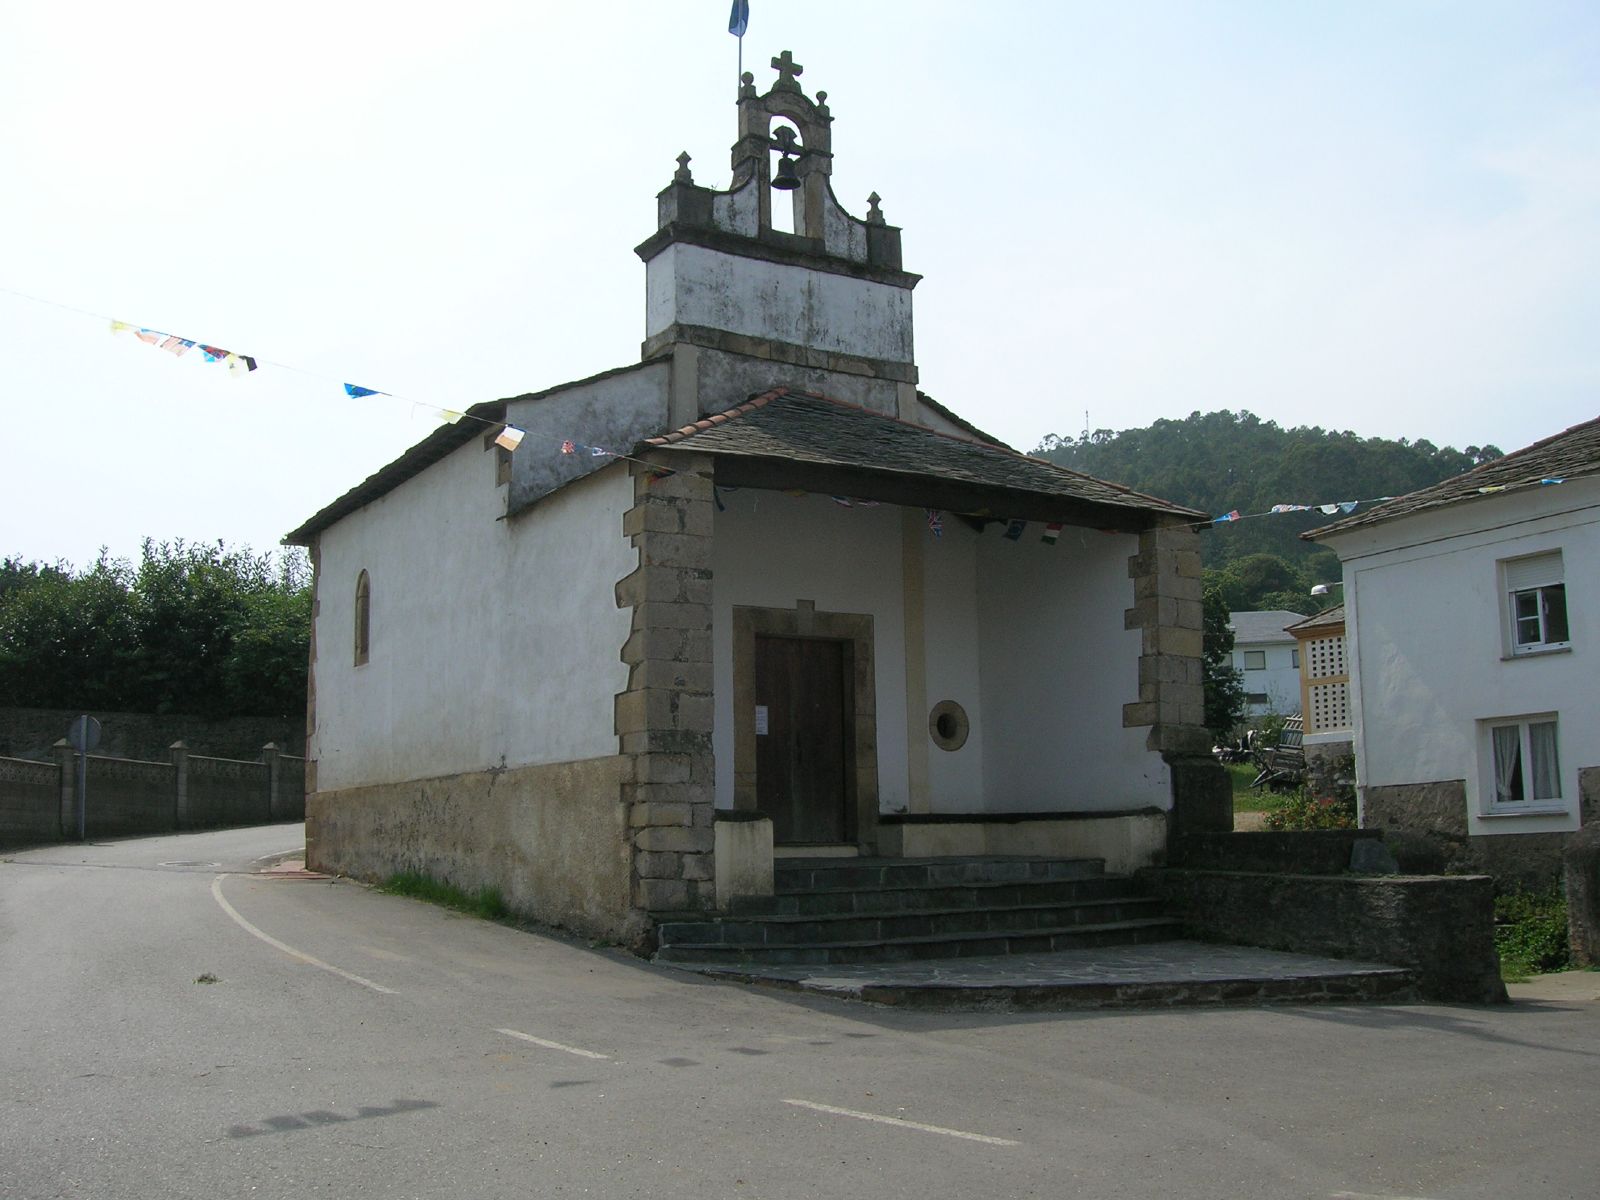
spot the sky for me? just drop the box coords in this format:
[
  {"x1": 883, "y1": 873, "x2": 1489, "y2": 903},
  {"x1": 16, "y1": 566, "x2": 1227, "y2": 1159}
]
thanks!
[{"x1": 2, "y1": 1, "x2": 1596, "y2": 569}]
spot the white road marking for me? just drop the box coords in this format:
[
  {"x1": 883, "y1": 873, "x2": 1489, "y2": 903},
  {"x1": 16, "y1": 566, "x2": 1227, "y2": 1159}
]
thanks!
[
  {"x1": 1331, "y1": 1193, "x2": 1447, "y2": 1200},
  {"x1": 782, "y1": 1098, "x2": 1020, "y2": 1146},
  {"x1": 252, "y1": 848, "x2": 304, "y2": 864},
  {"x1": 210, "y1": 876, "x2": 397, "y2": 995},
  {"x1": 495, "y1": 1028, "x2": 611, "y2": 1060}
]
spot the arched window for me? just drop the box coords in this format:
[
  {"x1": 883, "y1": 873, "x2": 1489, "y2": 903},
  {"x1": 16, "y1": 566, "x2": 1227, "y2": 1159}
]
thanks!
[{"x1": 354, "y1": 570, "x2": 371, "y2": 666}]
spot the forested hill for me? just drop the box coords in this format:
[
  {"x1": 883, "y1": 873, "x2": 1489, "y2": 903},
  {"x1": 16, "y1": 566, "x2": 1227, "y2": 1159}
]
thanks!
[{"x1": 1033, "y1": 411, "x2": 1502, "y2": 579}]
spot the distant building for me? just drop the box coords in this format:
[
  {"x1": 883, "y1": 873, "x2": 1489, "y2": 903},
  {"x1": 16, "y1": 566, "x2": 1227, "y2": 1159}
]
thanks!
[
  {"x1": 1286, "y1": 605, "x2": 1351, "y2": 762},
  {"x1": 1228, "y1": 610, "x2": 1306, "y2": 718},
  {"x1": 1310, "y1": 416, "x2": 1599, "y2": 886}
]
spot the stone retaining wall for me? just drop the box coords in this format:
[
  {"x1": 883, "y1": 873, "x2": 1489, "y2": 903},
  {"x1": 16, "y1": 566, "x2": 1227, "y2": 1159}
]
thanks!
[
  {"x1": 1364, "y1": 768, "x2": 1600, "y2": 891},
  {"x1": 1148, "y1": 868, "x2": 1506, "y2": 1004}
]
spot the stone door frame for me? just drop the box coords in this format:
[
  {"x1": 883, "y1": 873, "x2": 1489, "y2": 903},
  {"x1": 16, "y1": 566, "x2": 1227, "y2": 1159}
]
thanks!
[{"x1": 731, "y1": 600, "x2": 879, "y2": 850}]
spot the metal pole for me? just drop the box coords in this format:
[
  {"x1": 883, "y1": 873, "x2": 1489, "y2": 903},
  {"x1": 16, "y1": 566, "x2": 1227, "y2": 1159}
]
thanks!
[{"x1": 77, "y1": 745, "x2": 86, "y2": 841}]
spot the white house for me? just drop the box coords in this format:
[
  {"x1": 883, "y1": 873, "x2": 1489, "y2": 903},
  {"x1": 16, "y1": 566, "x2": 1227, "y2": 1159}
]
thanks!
[
  {"x1": 1228, "y1": 610, "x2": 1305, "y2": 718},
  {"x1": 1309, "y1": 417, "x2": 1600, "y2": 884},
  {"x1": 284, "y1": 54, "x2": 1218, "y2": 947}
]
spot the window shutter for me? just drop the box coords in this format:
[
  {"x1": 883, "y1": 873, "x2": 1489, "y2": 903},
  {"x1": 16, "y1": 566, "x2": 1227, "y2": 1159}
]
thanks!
[{"x1": 1505, "y1": 552, "x2": 1562, "y2": 592}]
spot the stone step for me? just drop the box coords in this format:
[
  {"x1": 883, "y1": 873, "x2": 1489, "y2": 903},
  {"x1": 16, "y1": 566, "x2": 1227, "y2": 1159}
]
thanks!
[
  {"x1": 664, "y1": 947, "x2": 1421, "y2": 1011},
  {"x1": 772, "y1": 855, "x2": 1105, "y2": 893},
  {"x1": 728, "y1": 873, "x2": 1143, "y2": 918},
  {"x1": 659, "y1": 896, "x2": 1167, "y2": 949},
  {"x1": 654, "y1": 915, "x2": 1182, "y2": 966}
]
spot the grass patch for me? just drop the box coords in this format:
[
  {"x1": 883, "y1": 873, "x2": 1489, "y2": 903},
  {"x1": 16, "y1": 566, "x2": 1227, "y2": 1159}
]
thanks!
[
  {"x1": 380, "y1": 871, "x2": 510, "y2": 922},
  {"x1": 1228, "y1": 763, "x2": 1275, "y2": 813},
  {"x1": 1495, "y1": 886, "x2": 1569, "y2": 983}
]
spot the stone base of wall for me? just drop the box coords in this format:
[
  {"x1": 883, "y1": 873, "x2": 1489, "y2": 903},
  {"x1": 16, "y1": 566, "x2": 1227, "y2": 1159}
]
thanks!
[
  {"x1": 306, "y1": 755, "x2": 643, "y2": 947},
  {"x1": 1148, "y1": 868, "x2": 1507, "y2": 1004},
  {"x1": 1364, "y1": 771, "x2": 1600, "y2": 891},
  {"x1": 876, "y1": 810, "x2": 1167, "y2": 876}
]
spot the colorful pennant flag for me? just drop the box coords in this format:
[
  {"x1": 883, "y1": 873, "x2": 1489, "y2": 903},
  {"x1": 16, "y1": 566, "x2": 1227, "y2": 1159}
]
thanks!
[
  {"x1": 494, "y1": 426, "x2": 525, "y2": 451},
  {"x1": 926, "y1": 508, "x2": 944, "y2": 538},
  {"x1": 1041, "y1": 523, "x2": 1062, "y2": 545},
  {"x1": 344, "y1": 383, "x2": 385, "y2": 398},
  {"x1": 114, "y1": 321, "x2": 256, "y2": 372},
  {"x1": 728, "y1": 0, "x2": 749, "y2": 37},
  {"x1": 1213, "y1": 510, "x2": 1241, "y2": 523},
  {"x1": 1003, "y1": 518, "x2": 1026, "y2": 541},
  {"x1": 831, "y1": 496, "x2": 854, "y2": 507},
  {"x1": 1270, "y1": 504, "x2": 1311, "y2": 514},
  {"x1": 1541, "y1": 477, "x2": 1565, "y2": 485}
]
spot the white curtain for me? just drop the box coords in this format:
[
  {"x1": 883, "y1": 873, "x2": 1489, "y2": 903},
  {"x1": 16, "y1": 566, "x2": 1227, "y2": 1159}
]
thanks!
[
  {"x1": 1529, "y1": 722, "x2": 1560, "y2": 800},
  {"x1": 1492, "y1": 725, "x2": 1522, "y2": 803}
]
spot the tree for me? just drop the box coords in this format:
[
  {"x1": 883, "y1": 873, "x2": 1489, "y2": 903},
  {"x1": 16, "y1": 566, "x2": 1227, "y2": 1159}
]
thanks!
[
  {"x1": 0, "y1": 542, "x2": 310, "y2": 719},
  {"x1": 1202, "y1": 583, "x2": 1246, "y2": 742}
]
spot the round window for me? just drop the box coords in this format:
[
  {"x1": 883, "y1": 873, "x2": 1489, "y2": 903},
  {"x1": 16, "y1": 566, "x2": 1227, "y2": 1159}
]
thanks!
[{"x1": 928, "y1": 700, "x2": 970, "y2": 752}]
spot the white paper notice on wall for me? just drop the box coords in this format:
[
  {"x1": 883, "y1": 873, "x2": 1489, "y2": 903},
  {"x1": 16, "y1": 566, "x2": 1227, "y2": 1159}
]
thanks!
[{"x1": 755, "y1": 705, "x2": 769, "y2": 736}]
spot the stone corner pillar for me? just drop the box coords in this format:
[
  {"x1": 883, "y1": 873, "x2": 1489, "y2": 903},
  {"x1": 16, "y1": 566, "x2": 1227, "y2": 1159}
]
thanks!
[
  {"x1": 52, "y1": 738, "x2": 76, "y2": 840},
  {"x1": 261, "y1": 743, "x2": 281, "y2": 822},
  {"x1": 1122, "y1": 522, "x2": 1228, "y2": 841},
  {"x1": 1564, "y1": 820, "x2": 1600, "y2": 967},
  {"x1": 170, "y1": 740, "x2": 190, "y2": 831},
  {"x1": 615, "y1": 452, "x2": 718, "y2": 918}
]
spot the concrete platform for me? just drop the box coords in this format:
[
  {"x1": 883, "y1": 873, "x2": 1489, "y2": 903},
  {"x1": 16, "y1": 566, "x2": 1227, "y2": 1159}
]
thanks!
[{"x1": 663, "y1": 939, "x2": 1419, "y2": 1010}]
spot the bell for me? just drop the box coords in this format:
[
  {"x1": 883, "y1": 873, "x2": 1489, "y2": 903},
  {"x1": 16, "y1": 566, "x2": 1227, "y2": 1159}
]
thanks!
[{"x1": 771, "y1": 153, "x2": 801, "y2": 190}]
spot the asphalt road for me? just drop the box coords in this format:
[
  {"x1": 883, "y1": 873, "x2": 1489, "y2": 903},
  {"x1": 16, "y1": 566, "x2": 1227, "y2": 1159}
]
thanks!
[{"x1": 3, "y1": 824, "x2": 1597, "y2": 1200}]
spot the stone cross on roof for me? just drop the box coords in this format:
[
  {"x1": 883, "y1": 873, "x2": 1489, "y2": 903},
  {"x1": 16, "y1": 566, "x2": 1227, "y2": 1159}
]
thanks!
[{"x1": 771, "y1": 50, "x2": 803, "y2": 91}]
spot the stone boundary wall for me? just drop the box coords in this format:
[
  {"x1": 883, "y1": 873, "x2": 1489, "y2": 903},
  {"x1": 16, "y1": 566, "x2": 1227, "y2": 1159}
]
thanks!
[
  {"x1": 0, "y1": 707, "x2": 304, "y2": 764},
  {"x1": 0, "y1": 742, "x2": 305, "y2": 849},
  {"x1": 1148, "y1": 868, "x2": 1507, "y2": 1004},
  {"x1": 0, "y1": 756, "x2": 61, "y2": 846},
  {"x1": 1170, "y1": 830, "x2": 1388, "y2": 875},
  {"x1": 1364, "y1": 767, "x2": 1600, "y2": 891}
]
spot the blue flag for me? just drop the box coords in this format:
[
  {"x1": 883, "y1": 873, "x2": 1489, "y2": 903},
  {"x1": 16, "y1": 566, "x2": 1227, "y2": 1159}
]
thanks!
[
  {"x1": 728, "y1": 0, "x2": 749, "y2": 37},
  {"x1": 344, "y1": 383, "x2": 383, "y2": 398}
]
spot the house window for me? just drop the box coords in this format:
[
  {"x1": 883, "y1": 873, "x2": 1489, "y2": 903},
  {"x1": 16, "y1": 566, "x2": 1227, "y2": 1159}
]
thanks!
[
  {"x1": 1484, "y1": 716, "x2": 1562, "y2": 812},
  {"x1": 1243, "y1": 650, "x2": 1266, "y2": 670},
  {"x1": 354, "y1": 570, "x2": 371, "y2": 666},
  {"x1": 1291, "y1": 648, "x2": 1300, "y2": 669},
  {"x1": 1504, "y1": 552, "x2": 1568, "y2": 654},
  {"x1": 1246, "y1": 692, "x2": 1269, "y2": 707}
]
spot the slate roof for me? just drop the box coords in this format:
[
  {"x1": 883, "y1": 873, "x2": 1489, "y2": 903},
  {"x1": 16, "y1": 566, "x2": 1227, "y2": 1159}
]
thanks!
[
  {"x1": 1285, "y1": 604, "x2": 1344, "y2": 636},
  {"x1": 1228, "y1": 610, "x2": 1309, "y2": 645},
  {"x1": 644, "y1": 388, "x2": 1202, "y2": 522},
  {"x1": 1307, "y1": 414, "x2": 1600, "y2": 539}
]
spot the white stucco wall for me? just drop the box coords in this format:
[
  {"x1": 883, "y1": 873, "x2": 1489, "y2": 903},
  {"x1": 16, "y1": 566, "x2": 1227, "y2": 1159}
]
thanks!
[
  {"x1": 1327, "y1": 478, "x2": 1600, "y2": 835},
  {"x1": 645, "y1": 242, "x2": 913, "y2": 363},
  {"x1": 976, "y1": 528, "x2": 1170, "y2": 811},
  {"x1": 918, "y1": 520, "x2": 986, "y2": 809},
  {"x1": 312, "y1": 451, "x2": 633, "y2": 791},
  {"x1": 709, "y1": 491, "x2": 911, "y2": 812},
  {"x1": 1232, "y1": 639, "x2": 1301, "y2": 716},
  {"x1": 709, "y1": 493, "x2": 1166, "y2": 817}
]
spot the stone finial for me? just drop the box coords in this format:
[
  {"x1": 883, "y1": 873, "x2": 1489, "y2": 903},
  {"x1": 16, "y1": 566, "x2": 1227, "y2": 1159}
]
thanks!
[
  {"x1": 866, "y1": 191, "x2": 885, "y2": 225},
  {"x1": 739, "y1": 70, "x2": 756, "y2": 98},
  {"x1": 815, "y1": 89, "x2": 830, "y2": 118},
  {"x1": 674, "y1": 151, "x2": 693, "y2": 183},
  {"x1": 771, "y1": 50, "x2": 803, "y2": 91}
]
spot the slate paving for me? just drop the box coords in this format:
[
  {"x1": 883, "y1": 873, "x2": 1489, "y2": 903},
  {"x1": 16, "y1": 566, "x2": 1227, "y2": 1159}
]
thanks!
[{"x1": 664, "y1": 939, "x2": 1420, "y2": 1011}]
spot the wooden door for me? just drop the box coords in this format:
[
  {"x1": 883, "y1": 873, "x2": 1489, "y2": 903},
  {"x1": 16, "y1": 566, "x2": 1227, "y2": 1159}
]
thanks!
[{"x1": 753, "y1": 636, "x2": 848, "y2": 844}]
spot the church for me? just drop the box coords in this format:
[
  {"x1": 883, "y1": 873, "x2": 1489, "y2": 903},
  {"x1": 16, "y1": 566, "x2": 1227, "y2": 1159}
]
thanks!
[{"x1": 286, "y1": 52, "x2": 1221, "y2": 951}]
